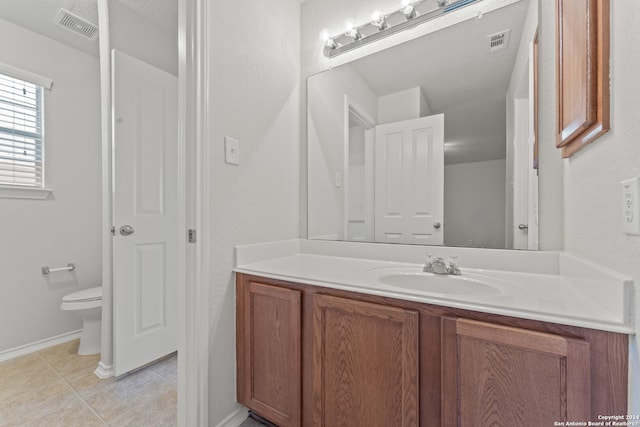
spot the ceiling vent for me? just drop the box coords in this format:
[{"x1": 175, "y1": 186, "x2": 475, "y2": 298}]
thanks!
[
  {"x1": 54, "y1": 9, "x2": 99, "y2": 41},
  {"x1": 487, "y1": 29, "x2": 510, "y2": 52}
]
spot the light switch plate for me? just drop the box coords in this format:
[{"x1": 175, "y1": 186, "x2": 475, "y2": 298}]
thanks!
[
  {"x1": 622, "y1": 176, "x2": 640, "y2": 235},
  {"x1": 225, "y1": 136, "x2": 239, "y2": 165}
]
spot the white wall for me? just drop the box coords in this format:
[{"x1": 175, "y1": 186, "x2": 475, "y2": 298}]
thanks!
[
  {"x1": 378, "y1": 86, "x2": 430, "y2": 124},
  {"x1": 347, "y1": 125, "x2": 367, "y2": 240},
  {"x1": 109, "y1": 0, "x2": 177, "y2": 76},
  {"x1": 0, "y1": 18, "x2": 101, "y2": 352},
  {"x1": 541, "y1": 1, "x2": 640, "y2": 412},
  {"x1": 205, "y1": 0, "x2": 301, "y2": 424},
  {"x1": 444, "y1": 159, "x2": 506, "y2": 249}
]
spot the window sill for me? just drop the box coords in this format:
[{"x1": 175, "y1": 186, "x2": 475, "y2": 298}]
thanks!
[{"x1": 0, "y1": 185, "x2": 53, "y2": 200}]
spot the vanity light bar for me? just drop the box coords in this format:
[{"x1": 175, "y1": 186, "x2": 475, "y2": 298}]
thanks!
[{"x1": 323, "y1": 0, "x2": 481, "y2": 58}]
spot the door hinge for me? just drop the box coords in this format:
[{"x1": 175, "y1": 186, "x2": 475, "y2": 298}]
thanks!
[{"x1": 188, "y1": 229, "x2": 197, "y2": 243}]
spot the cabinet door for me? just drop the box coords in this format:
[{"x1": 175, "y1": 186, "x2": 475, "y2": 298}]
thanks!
[
  {"x1": 312, "y1": 294, "x2": 419, "y2": 427},
  {"x1": 556, "y1": 0, "x2": 610, "y2": 157},
  {"x1": 442, "y1": 317, "x2": 590, "y2": 427},
  {"x1": 237, "y1": 281, "x2": 301, "y2": 427}
]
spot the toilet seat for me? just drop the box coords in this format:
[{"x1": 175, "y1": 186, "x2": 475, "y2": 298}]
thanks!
[{"x1": 60, "y1": 286, "x2": 102, "y2": 310}]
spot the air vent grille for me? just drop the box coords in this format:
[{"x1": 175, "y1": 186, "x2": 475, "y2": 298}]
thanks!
[
  {"x1": 54, "y1": 9, "x2": 98, "y2": 41},
  {"x1": 487, "y1": 29, "x2": 510, "y2": 52}
]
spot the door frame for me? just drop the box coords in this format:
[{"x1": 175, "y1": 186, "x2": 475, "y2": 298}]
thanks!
[
  {"x1": 98, "y1": 0, "x2": 209, "y2": 425},
  {"x1": 343, "y1": 95, "x2": 376, "y2": 241},
  {"x1": 179, "y1": 0, "x2": 210, "y2": 425}
]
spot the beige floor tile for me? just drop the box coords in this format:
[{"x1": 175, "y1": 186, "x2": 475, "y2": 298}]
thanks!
[
  {"x1": 39, "y1": 339, "x2": 101, "y2": 379},
  {"x1": 0, "y1": 343, "x2": 177, "y2": 426},
  {"x1": 22, "y1": 399, "x2": 106, "y2": 427},
  {"x1": 37, "y1": 339, "x2": 80, "y2": 362},
  {"x1": 107, "y1": 388, "x2": 177, "y2": 427},
  {"x1": 63, "y1": 365, "x2": 116, "y2": 394},
  {"x1": 0, "y1": 356, "x2": 61, "y2": 401},
  {"x1": 78, "y1": 369, "x2": 175, "y2": 422},
  {"x1": 149, "y1": 353, "x2": 177, "y2": 384},
  {"x1": 0, "y1": 375, "x2": 80, "y2": 425},
  {"x1": 0, "y1": 353, "x2": 51, "y2": 387}
]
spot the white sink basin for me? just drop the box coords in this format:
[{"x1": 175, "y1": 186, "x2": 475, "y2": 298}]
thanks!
[{"x1": 368, "y1": 267, "x2": 505, "y2": 296}]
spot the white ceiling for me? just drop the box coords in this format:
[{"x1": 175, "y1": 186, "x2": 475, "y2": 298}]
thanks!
[
  {"x1": 0, "y1": 0, "x2": 177, "y2": 57},
  {"x1": 350, "y1": 0, "x2": 530, "y2": 164}
]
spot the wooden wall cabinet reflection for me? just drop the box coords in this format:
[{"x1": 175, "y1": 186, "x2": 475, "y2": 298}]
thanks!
[{"x1": 556, "y1": 0, "x2": 610, "y2": 157}]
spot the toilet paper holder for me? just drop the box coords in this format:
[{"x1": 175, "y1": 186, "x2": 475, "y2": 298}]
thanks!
[{"x1": 42, "y1": 263, "x2": 76, "y2": 275}]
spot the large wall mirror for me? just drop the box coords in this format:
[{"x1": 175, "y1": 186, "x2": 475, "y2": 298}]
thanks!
[{"x1": 308, "y1": 0, "x2": 539, "y2": 250}]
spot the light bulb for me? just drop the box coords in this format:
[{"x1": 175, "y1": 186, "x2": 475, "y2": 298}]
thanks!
[
  {"x1": 345, "y1": 20, "x2": 362, "y2": 40},
  {"x1": 401, "y1": 0, "x2": 417, "y2": 19},
  {"x1": 319, "y1": 29, "x2": 338, "y2": 49},
  {"x1": 345, "y1": 20, "x2": 355, "y2": 32},
  {"x1": 371, "y1": 10, "x2": 388, "y2": 30}
]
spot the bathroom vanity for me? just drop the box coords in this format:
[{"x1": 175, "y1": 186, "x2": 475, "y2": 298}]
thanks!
[{"x1": 234, "y1": 240, "x2": 632, "y2": 427}]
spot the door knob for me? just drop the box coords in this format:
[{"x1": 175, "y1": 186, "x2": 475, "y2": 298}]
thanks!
[
  {"x1": 518, "y1": 224, "x2": 528, "y2": 230},
  {"x1": 119, "y1": 225, "x2": 135, "y2": 236},
  {"x1": 433, "y1": 222, "x2": 441, "y2": 229}
]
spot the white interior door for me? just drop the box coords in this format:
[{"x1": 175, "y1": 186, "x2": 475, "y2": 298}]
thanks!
[
  {"x1": 512, "y1": 96, "x2": 529, "y2": 250},
  {"x1": 512, "y1": 51, "x2": 539, "y2": 250},
  {"x1": 112, "y1": 50, "x2": 178, "y2": 376},
  {"x1": 374, "y1": 114, "x2": 444, "y2": 245}
]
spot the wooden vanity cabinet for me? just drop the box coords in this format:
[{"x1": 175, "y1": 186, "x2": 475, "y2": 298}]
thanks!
[
  {"x1": 311, "y1": 294, "x2": 419, "y2": 427},
  {"x1": 236, "y1": 274, "x2": 628, "y2": 427},
  {"x1": 236, "y1": 280, "x2": 301, "y2": 427},
  {"x1": 441, "y1": 317, "x2": 590, "y2": 426}
]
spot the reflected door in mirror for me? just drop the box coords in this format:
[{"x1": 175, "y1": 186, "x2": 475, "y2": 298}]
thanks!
[{"x1": 374, "y1": 114, "x2": 444, "y2": 245}]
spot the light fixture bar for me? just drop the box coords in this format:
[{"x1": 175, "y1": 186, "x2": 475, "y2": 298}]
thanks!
[{"x1": 323, "y1": 0, "x2": 482, "y2": 58}]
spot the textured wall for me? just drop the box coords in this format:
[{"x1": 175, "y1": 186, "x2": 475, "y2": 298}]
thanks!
[
  {"x1": 444, "y1": 159, "x2": 506, "y2": 249},
  {"x1": 205, "y1": 0, "x2": 301, "y2": 424},
  {"x1": 0, "y1": 18, "x2": 102, "y2": 352},
  {"x1": 109, "y1": 0, "x2": 177, "y2": 76}
]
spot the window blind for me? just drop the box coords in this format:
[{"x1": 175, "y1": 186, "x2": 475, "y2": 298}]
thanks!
[{"x1": 0, "y1": 73, "x2": 44, "y2": 187}]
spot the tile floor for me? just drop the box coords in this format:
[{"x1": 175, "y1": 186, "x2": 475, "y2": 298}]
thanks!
[
  {"x1": 0, "y1": 339, "x2": 177, "y2": 426},
  {"x1": 239, "y1": 417, "x2": 269, "y2": 427},
  {"x1": 239, "y1": 411, "x2": 278, "y2": 427}
]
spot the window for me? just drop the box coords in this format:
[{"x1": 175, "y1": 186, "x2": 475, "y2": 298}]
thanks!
[{"x1": 0, "y1": 73, "x2": 44, "y2": 188}]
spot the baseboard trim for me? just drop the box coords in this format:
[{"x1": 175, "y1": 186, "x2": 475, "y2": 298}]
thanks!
[
  {"x1": 0, "y1": 329, "x2": 82, "y2": 363},
  {"x1": 94, "y1": 360, "x2": 114, "y2": 378},
  {"x1": 213, "y1": 407, "x2": 249, "y2": 427}
]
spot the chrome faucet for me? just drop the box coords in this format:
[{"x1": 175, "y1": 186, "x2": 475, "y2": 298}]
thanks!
[{"x1": 423, "y1": 255, "x2": 462, "y2": 275}]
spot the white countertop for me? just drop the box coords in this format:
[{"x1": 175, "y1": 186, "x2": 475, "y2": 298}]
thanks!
[{"x1": 234, "y1": 239, "x2": 635, "y2": 334}]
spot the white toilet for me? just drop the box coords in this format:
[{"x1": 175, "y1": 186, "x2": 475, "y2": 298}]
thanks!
[{"x1": 60, "y1": 286, "x2": 102, "y2": 355}]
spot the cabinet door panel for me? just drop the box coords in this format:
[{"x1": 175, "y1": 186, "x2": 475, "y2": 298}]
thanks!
[
  {"x1": 237, "y1": 281, "x2": 301, "y2": 427},
  {"x1": 312, "y1": 294, "x2": 419, "y2": 427},
  {"x1": 556, "y1": 0, "x2": 610, "y2": 157},
  {"x1": 556, "y1": 0, "x2": 597, "y2": 146},
  {"x1": 442, "y1": 317, "x2": 590, "y2": 427}
]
